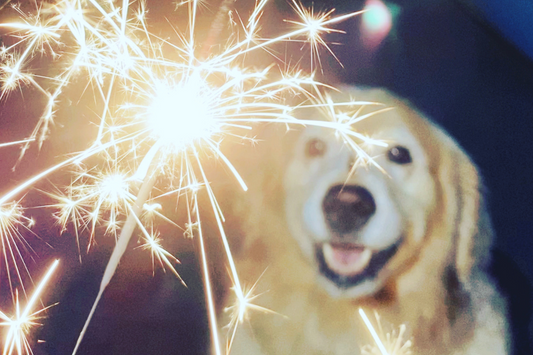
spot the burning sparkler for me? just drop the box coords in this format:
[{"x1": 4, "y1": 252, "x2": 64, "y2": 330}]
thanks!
[{"x1": 0, "y1": 0, "x2": 391, "y2": 353}]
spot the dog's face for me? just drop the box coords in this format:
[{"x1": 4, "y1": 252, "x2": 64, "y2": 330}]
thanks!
[{"x1": 284, "y1": 90, "x2": 441, "y2": 298}]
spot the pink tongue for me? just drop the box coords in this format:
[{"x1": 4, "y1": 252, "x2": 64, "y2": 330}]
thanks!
[
  {"x1": 332, "y1": 247, "x2": 364, "y2": 266},
  {"x1": 323, "y1": 244, "x2": 372, "y2": 276}
]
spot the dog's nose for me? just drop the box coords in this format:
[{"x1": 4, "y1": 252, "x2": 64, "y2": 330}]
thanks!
[{"x1": 322, "y1": 185, "x2": 376, "y2": 234}]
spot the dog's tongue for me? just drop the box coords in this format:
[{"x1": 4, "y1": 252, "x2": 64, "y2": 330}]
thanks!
[{"x1": 323, "y1": 243, "x2": 372, "y2": 277}]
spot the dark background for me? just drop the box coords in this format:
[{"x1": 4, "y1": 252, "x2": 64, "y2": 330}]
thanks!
[{"x1": 0, "y1": 0, "x2": 531, "y2": 354}]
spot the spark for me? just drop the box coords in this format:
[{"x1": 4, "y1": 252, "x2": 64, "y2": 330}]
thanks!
[
  {"x1": 0, "y1": 202, "x2": 37, "y2": 301},
  {"x1": 42, "y1": 166, "x2": 137, "y2": 252},
  {"x1": 135, "y1": 209, "x2": 185, "y2": 285},
  {"x1": 0, "y1": 259, "x2": 59, "y2": 355},
  {"x1": 224, "y1": 271, "x2": 280, "y2": 352},
  {"x1": 0, "y1": 0, "x2": 392, "y2": 353},
  {"x1": 359, "y1": 309, "x2": 413, "y2": 355},
  {"x1": 286, "y1": 0, "x2": 363, "y2": 68}
]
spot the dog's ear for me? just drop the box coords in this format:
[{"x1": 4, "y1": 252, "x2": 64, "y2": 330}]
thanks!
[
  {"x1": 439, "y1": 137, "x2": 493, "y2": 287},
  {"x1": 393, "y1": 93, "x2": 494, "y2": 288},
  {"x1": 454, "y1": 154, "x2": 493, "y2": 286}
]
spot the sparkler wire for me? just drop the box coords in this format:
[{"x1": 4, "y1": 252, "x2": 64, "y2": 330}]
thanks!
[
  {"x1": 72, "y1": 162, "x2": 158, "y2": 354},
  {"x1": 195, "y1": 197, "x2": 222, "y2": 355}
]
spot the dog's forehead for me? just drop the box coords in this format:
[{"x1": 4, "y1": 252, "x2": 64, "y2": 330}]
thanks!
[
  {"x1": 349, "y1": 106, "x2": 414, "y2": 135},
  {"x1": 299, "y1": 109, "x2": 422, "y2": 149},
  {"x1": 298, "y1": 125, "x2": 343, "y2": 144},
  {"x1": 366, "y1": 119, "x2": 422, "y2": 148},
  {"x1": 326, "y1": 87, "x2": 427, "y2": 133}
]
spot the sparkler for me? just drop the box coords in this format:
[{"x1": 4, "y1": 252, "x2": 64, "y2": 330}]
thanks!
[{"x1": 0, "y1": 0, "x2": 392, "y2": 353}]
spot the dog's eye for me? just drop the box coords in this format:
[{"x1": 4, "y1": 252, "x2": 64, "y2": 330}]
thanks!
[
  {"x1": 388, "y1": 146, "x2": 412, "y2": 164},
  {"x1": 306, "y1": 138, "x2": 326, "y2": 157}
]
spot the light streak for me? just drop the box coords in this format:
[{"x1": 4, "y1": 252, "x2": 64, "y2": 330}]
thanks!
[
  {"x1": 360, "y1": 308, "x2": 390, "y2": 355},
  {"x1": 0, "y1": 0, "x2": 393, "y2": 353},
  {"x1": 0, "y1": 139, "x2": 34, "y2": 149},
  {"x1": 359, "y1": 308, "x2": 412, "y2": 355},
  {"x1": 0, "y1": 201, "x2": 37, "y2": 302}
]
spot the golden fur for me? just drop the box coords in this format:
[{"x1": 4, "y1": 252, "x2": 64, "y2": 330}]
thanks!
[{"x1": 213, "y1": 88, "x2": 508, "y2": 354}]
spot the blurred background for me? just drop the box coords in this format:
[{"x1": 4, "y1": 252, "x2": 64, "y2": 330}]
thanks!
[{"x1": 0, "y1": 0, "x2": 531, "y2": 354}]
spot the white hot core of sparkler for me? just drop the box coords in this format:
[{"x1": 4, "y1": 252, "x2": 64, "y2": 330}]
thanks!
[
  {"x1": 99, "y1": 173, "x2": 129, "y2": 204},
  {"x1": 147, "y1": 78, "x2": 218, "y2": 150}
]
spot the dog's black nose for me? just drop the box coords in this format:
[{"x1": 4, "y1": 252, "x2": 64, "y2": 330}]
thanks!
[{"x1": 322, "y1": 185, "x2": 376, "y2": 234}]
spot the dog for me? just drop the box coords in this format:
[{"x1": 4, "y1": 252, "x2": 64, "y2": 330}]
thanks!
[{"x1": 217, "y1": 87, "x2": 508, "y2": 354}]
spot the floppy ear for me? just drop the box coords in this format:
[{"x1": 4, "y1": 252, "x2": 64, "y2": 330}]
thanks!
[
  {"x1": 448, "y1": 142, "x2": 493, "y2": 287},
  {"x1": 430, "y1": 122, "x2": 493, "y2": 289}
]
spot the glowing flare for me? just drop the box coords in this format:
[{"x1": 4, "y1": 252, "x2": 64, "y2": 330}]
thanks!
[{"x1": 147, "y1": 77, "x2": 219, "y2": 150}]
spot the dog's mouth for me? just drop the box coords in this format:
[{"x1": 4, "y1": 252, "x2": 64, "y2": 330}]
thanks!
[
  {"x1": 322, "y1": 243, "x2": 372, "y2": 276},
  {"x1": 315, "y1": 241, "x2": 399, "y2": 289}
]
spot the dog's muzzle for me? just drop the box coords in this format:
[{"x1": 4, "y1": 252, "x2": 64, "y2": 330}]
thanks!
[
  {"x1": 322, "y1": 185, "x2": 375, "y2": 234},
  {"x1": 318, "y1": 184, "x2": 398, "y2": 289}
]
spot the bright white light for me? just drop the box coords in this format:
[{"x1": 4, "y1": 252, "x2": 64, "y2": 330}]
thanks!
[
  {"x1": 99, "y1": 173, "x2": 129, "y2": 204},
  {"x1": 147, "y1": 75, "x2": 219, "y2": 150}
]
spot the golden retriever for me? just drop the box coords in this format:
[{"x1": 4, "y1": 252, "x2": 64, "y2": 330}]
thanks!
[{"x1": 217, "y1": 87, "x2": 508, "y2": 355}]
